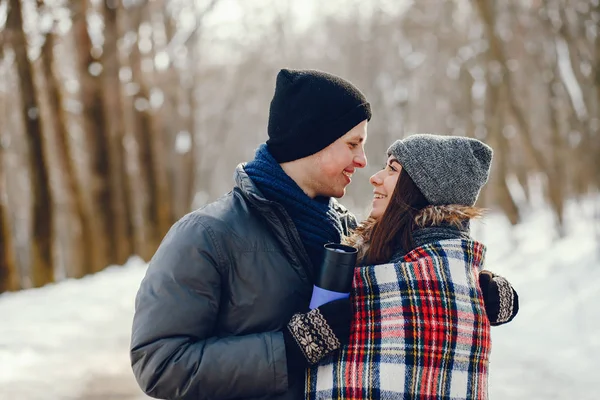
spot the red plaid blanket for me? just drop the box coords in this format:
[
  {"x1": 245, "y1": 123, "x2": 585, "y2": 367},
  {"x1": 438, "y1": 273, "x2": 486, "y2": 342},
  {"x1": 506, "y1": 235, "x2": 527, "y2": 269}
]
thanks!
[{"x1": 306, "y1": 239, "x2": 491, "y2": 399}]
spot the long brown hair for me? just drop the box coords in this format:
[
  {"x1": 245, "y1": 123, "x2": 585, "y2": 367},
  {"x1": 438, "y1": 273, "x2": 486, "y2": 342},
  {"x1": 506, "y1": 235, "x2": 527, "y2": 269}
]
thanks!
[{"x1": 345, "y1": 169, "x2": 429, "y2": 265}]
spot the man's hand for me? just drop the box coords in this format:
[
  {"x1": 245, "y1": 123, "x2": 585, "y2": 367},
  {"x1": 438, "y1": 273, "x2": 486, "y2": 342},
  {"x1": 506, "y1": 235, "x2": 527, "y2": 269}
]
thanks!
[{"x1": 283, "y1": 298, "x2": 352, "y2": 372}]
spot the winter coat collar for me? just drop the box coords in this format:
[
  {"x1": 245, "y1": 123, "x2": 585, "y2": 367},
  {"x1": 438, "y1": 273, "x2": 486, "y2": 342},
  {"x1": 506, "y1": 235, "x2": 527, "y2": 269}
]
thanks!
[{"x1": 389, "y1": 205, "x2": 483, "y2": 263}]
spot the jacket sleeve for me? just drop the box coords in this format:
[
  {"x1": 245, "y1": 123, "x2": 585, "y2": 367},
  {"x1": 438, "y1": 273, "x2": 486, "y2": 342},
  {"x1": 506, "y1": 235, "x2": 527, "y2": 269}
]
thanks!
[{"x1": 130, "y1": 214, "x2": 288, "y2": 400}]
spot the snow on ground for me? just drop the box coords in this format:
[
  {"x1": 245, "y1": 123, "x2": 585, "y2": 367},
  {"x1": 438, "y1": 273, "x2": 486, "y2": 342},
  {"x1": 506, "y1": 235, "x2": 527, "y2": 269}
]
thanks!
[
  {"x1": 0, "y1": 196, "x2": 599, "y2": 400},
  {"x1": 0, "y1": 260, "x2": 150, "y2": 400},
  {"x1": 472, "y1": 196, "x2": 600, "y2": 400}
]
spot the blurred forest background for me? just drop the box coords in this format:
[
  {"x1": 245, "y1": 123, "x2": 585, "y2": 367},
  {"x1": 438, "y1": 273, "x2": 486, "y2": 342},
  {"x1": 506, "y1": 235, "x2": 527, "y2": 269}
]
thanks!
[{"x1": 0, "y1": 0, "x2": 598, "y2": 292}]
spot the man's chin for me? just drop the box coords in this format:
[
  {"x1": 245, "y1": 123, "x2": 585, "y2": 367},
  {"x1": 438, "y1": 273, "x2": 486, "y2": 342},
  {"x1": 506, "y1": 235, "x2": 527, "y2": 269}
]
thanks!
[
  {"x1": 316, "y1": 185, "x2": 346, "y2": 199},
  {"x1": 332, "y1": 187, "x2": 346, "y2": 199}
]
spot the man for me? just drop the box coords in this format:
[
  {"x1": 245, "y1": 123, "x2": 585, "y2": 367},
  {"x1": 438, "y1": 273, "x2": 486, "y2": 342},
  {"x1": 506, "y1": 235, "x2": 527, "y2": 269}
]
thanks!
[{"x1": 130, "y1": 69, "x2": 518, "y2": 400}]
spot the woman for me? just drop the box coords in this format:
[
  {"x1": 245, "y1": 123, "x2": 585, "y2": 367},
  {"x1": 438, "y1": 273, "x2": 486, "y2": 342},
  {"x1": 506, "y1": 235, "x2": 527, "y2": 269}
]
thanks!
[{"x1": 306, "y1": 134, "x2": 507, "y2": 399}]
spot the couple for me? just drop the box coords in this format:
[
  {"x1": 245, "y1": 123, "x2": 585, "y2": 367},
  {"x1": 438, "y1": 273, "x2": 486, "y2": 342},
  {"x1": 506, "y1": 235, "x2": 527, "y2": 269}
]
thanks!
[{"x1": 130, "y1": 69, "x2": 519, "y2": 400}]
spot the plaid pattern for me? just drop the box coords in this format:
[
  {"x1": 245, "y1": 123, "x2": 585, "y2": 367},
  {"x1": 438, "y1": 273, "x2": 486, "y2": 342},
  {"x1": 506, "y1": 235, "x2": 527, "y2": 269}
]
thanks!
[{"x1": 306, "y1": 239, "x2": 491, "y2": 400}]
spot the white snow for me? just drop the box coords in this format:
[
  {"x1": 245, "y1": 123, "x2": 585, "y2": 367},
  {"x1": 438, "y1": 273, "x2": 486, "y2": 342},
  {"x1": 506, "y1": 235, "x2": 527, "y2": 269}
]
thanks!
[
  {"x1": 1, "y1": 196, "x2": 599, "y2": 400},
  {"x1": 473, "y1": 196, "x2": 600, "y2": 400},
  {"x1": 0, "y1": 259, "x2": 150, "y2": 400}
]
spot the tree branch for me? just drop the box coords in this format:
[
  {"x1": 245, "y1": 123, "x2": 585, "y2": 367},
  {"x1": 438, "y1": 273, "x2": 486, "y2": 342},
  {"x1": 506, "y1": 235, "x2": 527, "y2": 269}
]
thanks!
[{"x1": 163, "y1": 0, "x2": 220, "y2": 57}]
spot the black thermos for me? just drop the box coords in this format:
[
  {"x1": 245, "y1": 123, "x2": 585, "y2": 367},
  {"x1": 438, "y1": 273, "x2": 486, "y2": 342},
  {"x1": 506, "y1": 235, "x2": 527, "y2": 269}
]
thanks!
[{"x1": 309, "y1": 243, "x2": 358, "y2": 309}]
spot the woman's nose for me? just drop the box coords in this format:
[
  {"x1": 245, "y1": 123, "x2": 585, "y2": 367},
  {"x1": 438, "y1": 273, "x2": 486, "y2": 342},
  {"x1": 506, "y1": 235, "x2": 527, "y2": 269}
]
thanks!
[{"x1": 370, "y1": 172, "x2": 381, "y2": 186}]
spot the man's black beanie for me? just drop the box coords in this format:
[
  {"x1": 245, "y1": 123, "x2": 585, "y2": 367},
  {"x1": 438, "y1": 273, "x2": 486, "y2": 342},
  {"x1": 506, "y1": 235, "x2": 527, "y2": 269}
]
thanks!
[{"x1": 266, "y1": 69, "x2": 372, "y2": 163}]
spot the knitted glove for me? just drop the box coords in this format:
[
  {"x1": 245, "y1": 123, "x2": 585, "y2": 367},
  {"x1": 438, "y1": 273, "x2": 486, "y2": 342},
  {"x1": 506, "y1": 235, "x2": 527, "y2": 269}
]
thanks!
[
  {"x1": 479, "y1": 270, "x2": 519, "y2": 326},
  {"x1": 283, "y1": 298, "x2": 352, "y2": 373}
]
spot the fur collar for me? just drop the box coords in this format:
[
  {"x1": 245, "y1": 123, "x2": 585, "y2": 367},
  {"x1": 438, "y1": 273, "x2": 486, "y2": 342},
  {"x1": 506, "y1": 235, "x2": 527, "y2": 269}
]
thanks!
[{"x1": 414, "y1": 205, "x2": 485, "y2": 229}]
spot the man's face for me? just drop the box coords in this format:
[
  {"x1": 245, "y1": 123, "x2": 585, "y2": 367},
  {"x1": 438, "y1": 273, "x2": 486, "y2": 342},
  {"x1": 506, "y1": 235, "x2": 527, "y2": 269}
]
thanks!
[{"x1": 305, "y1": 120, "x2": 368, "y2": 198}]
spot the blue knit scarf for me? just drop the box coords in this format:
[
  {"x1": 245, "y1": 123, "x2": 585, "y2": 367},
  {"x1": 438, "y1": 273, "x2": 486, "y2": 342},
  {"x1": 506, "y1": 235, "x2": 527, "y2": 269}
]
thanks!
[{"x1": 244, "y1": 144, "x2": 344, "y2": 268}]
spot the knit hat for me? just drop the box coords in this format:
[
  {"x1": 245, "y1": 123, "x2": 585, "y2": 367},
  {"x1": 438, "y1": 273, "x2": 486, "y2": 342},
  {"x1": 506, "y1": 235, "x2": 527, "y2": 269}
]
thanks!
[
  {"x1": 266, "y1": 69, "x2": 372, "y2": 163},
  {"x1": 387, "y1": 134, "x2": 493, "y2": 206}
]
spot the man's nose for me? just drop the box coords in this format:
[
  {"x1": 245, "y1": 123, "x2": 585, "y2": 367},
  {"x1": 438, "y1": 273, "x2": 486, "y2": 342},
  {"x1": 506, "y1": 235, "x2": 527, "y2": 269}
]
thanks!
[{"x1": 354, "y1": 151, "x2": 367, "y2": 168}]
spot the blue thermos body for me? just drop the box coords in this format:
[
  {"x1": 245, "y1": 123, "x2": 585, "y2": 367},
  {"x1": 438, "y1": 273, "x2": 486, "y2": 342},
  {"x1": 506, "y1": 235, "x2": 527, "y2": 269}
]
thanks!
[{"x1": 309, "y1": 243, "x2": 358, "y2": 309}]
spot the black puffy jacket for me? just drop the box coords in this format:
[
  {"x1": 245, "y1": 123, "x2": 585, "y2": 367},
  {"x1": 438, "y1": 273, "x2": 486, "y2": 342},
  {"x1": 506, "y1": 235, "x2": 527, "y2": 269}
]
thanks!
[{"x1": 130, "y1": 165, "x2": 357, "y2": 400}]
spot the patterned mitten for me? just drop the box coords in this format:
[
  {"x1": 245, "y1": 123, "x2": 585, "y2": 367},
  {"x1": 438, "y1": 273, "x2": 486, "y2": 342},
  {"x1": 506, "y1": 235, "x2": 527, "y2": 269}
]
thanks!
[
  {"x1": 283, "y1": 298, "x2": 352, "y2": 373},
  {"x1": 479, "y1": 270, "x2": 519, "y2": 326}
]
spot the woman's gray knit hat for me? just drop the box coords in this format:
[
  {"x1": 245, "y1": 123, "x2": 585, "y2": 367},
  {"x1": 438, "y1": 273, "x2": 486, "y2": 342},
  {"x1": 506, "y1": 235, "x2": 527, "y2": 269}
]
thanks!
[{"x1": 387, "y1": 134, "x2": 493, "y2": 206}]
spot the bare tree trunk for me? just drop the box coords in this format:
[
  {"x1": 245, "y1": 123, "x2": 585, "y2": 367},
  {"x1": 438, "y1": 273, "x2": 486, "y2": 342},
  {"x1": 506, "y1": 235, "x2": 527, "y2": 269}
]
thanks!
[
  {"x1": 547, "y1": 77, "x2": 566, "y2": 236},
  {"x1": 496, "y1": 147, "x2": 520, "y2": 224},
  {"x1": 159, "y1": 8, "x2": 187, "y2": 220},
  {"x1": 127, "y1": 5, "x2": 172, "y2": 258},
  {"x1": 555, "y1": 5, "x2": 591, "y2": 122},
  {"x1": 595, "y1": 1, "x2": 600, "y2": 190},
  {"x1": 0, "y1": 33, "x2": 18, "y2": 292},
  {"x1": 72, "y1": 0, "x2": 116, "y2": 272},
  {"x1": 491, "y1": 87, "x2": 520, "y2": 225},
  {"x1": 182, "y1": 10, "x2": 199, "y2": 214},
  {"x1": 474, "y1": 0, "x2": 549, "y2": 173},
  {"x1": 7, "y1": 0, "x2": 54, "y2": 287},
  {"x1": 195, "y1": 68, "x2": 247, "y2": 199},
  {"x1": 0, "y1": 144, "x2": 19, "y2": 293},
  {"x1": 183, "y1": 79, "x2": 197, "y2": 213},
  {"x1": 162, "y1": 0, "x2": 219, "y2": 213},
  {"x1": 38, "y1": 0, "x2": 94, "y2": 278},
  {"x1": 477, "y1": 13, "x2": 520, "y2": 225},
  {"x1": 102, "y1": 0, "x2": 135, "y2": 263},
  {"x1": 459, "y1": 64, "x2": 475, "y2": 138},
  {"x1": 538, "y1": 2, "x2": 592, "y2": 197}
]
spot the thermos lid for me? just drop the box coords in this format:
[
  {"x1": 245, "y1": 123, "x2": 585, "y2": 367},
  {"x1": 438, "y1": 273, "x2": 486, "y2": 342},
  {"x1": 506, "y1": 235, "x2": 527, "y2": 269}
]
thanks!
[{"x1": 323, "y1": 243, "x2": 357, "y2": 264}]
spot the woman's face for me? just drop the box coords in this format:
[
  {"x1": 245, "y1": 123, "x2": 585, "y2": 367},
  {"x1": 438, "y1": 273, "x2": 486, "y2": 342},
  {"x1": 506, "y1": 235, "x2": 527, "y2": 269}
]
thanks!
[{"x1": 369, "y1": 156, "x2": 401, "y2": 219}]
